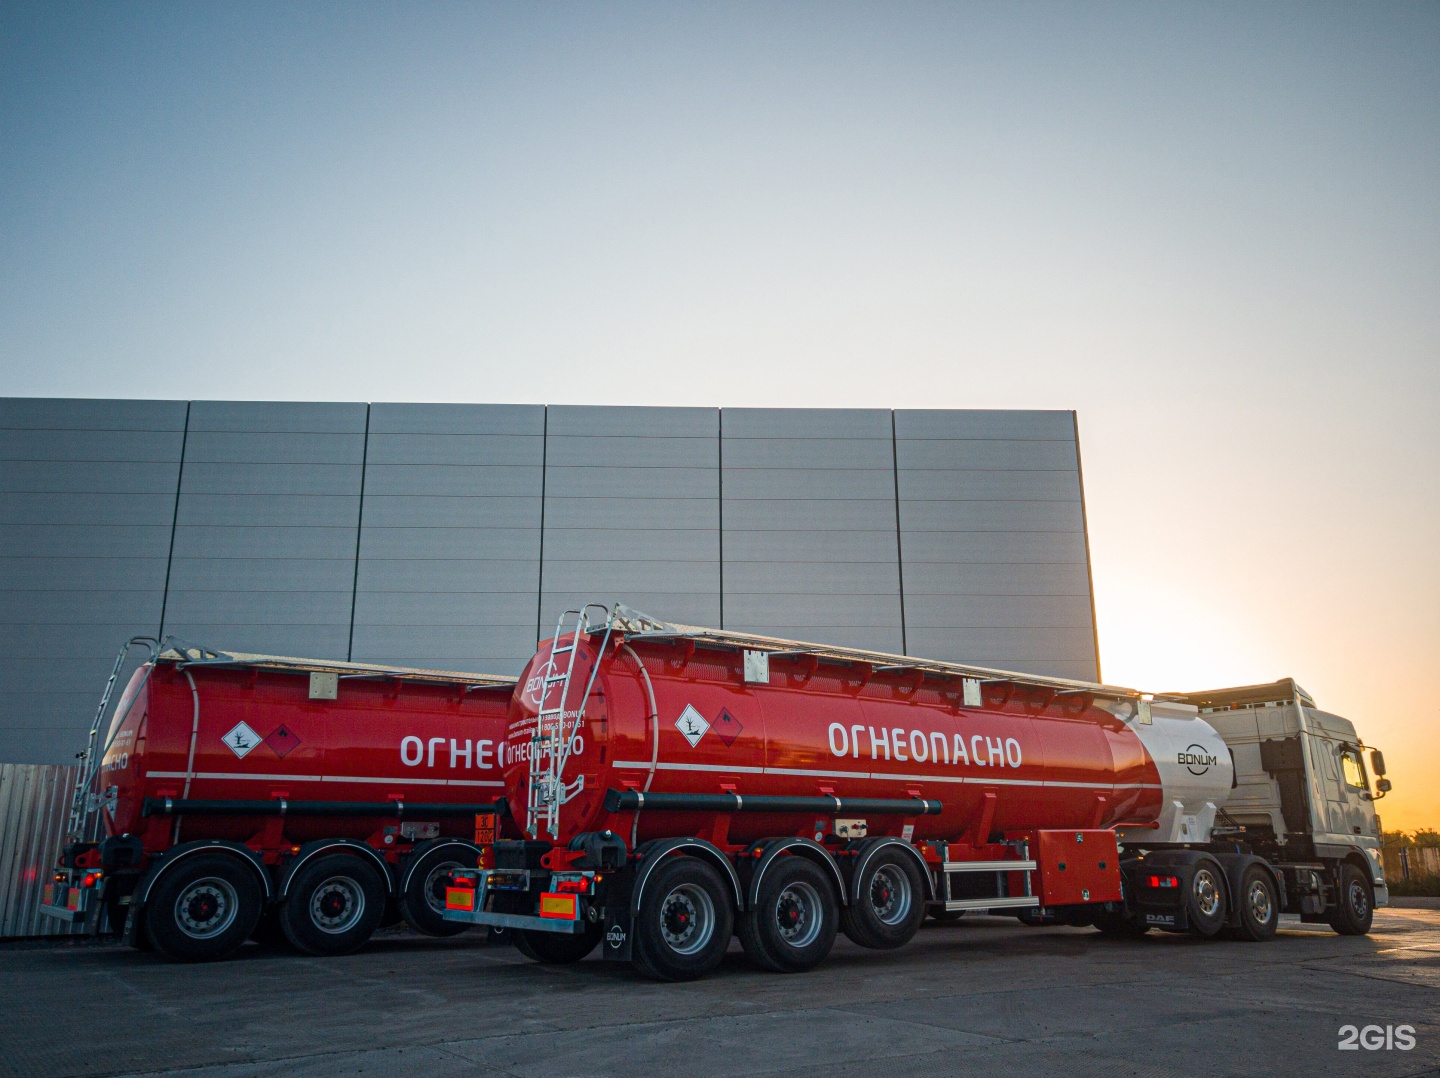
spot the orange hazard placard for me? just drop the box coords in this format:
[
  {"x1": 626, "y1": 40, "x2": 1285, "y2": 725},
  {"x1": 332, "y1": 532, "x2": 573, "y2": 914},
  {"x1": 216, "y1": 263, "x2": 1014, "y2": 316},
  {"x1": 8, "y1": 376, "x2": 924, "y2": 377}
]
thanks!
[
  {"x1": 538, "y1": 892, "x2": 578, "y2": 919},
  {"x1": 473, "y1": 813, "x2": 496, "y2": 845}
]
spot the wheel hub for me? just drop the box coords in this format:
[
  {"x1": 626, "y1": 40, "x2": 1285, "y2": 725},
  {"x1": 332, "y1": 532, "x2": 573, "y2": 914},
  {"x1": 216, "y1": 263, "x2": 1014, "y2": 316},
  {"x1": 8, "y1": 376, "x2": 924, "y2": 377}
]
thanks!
[
  {"x1": 175, "y1": 877, "x2": 239, "y2": 940},
  {"x1": 310, "y1": 876, "x2": 364, "y2": 934}
]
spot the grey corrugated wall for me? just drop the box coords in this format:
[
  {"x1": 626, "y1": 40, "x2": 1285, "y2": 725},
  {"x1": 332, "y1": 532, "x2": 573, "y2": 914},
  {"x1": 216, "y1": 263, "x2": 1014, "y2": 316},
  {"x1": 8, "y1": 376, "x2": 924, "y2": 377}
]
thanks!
[{"x1": 0, "y1": 764, "x2": 81, "y2": 938}]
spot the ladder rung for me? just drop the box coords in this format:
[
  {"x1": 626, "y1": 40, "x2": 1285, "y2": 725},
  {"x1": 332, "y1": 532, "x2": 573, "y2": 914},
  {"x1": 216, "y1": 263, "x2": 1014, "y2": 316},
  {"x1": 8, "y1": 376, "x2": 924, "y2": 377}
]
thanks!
[
  {"x1": 544, "y1": 675, "x2": 568, "y2": 684},
  {"x1": 552, "y1": 645, "x2": 575, "y2": 654}
]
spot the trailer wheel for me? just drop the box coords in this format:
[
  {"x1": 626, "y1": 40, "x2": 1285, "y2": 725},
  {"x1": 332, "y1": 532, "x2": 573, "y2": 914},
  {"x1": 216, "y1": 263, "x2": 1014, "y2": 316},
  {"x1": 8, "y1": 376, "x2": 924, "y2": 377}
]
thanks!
[
  {"x1": 840, "y1": 848, "x2": 926, "y2": 950},
  {"x1": 399, "y1": 846, "x2": 474, "y2": 937},
  {"x1": 632, "y1": 855, "x2": 734, "y2": 982},
  {"x1": 740, "y1": 857, "x2": 839, "y2": 973},
  {"x1": 514, "y1": 925, "x2": 602, "y2": 964},
  {"x1": 1327, "y1": 863, "x2": 1374, "y2": 936},
  {"x1": 1230, "y1": 866, "x2": 1279, "y2": 942},
  {"x1": 1186, "y1": 860, "x2": 1227, "y2": 937},
  {"x1": 280, "y1": 853, "x2": 386, "y2": 957},
  {"x1": 143, "y1": 853, "x2": 263, "y2": 962}
]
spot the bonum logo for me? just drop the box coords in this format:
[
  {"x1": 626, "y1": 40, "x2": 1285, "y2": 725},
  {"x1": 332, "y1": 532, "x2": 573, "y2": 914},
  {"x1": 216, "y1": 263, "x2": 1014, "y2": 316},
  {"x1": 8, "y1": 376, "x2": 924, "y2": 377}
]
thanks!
[{"x1": 1179, "y1": 744, "x2": 1218, "y2": 776}]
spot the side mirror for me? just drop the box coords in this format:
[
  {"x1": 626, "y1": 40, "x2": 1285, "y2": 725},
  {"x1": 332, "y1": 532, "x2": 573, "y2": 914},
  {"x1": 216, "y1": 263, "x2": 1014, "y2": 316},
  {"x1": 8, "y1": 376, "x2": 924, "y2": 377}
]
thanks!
[
  {"x1": 1376, "y1": 778, "x2": 1392, "y2": 793},
  {"x1": 1371, "y1": 749, "x2": 1387, "y2": 776}
]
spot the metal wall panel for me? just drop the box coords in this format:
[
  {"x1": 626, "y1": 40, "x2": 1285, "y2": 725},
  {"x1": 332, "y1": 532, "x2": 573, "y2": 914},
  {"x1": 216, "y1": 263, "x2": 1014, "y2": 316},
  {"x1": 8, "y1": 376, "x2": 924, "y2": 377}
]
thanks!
[
  {"x1": 722, "y1": 408, "x2": 903, "y2": 652},
  {"x1": 0, "y1": 763, "x2": 82, "y2": 938},
  {"x1": 349, "y1": 403, "x2": 544, "y2": 674},
  {"x1": 0, "y1": 399, "x2": 185, "y2": 764},
  {"x1": 161, "y1": 401, "x2": 366, "y2": 659},
  {"x1": 541, "y1": 406, "x2": 720, "y2": 630},
  {"x1": 895, "y1": 409, "x2": 1098, "y2": 680},
  {"x1": 0, "y1": 398, "x2": 1102, "y2": 765}
]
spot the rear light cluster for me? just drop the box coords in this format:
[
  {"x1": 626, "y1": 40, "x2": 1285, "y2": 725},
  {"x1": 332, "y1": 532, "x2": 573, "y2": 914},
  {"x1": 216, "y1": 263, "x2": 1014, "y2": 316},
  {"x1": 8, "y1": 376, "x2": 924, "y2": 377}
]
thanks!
[
  {"x1": 551, "y1": 873, "x2": 594, "y2": 895},
  {"x1": 1147, "y1": 875, "x2": 1179, "y2": 889}
]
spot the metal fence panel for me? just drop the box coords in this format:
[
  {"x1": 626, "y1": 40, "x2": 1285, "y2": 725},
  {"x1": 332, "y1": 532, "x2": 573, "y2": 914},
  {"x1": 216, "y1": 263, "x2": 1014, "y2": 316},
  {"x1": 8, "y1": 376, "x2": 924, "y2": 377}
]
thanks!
[{"x1": 0, "y1": 763, "x2": 80, "y2": 939}]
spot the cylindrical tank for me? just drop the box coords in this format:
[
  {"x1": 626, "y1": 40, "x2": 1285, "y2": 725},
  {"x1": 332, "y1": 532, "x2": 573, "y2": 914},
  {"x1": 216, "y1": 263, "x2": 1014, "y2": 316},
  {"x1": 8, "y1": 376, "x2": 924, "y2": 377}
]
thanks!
[
  {"x1": 503, "y1": 631, "x2": 1234, "y2": 847},
  {"x1": 102, "y1": 654, "x2": 516, "y2": 849}
]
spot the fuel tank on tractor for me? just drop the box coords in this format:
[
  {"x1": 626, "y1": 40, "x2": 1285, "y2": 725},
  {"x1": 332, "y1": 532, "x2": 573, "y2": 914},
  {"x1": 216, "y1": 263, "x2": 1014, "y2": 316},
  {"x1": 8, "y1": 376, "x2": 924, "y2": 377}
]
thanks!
[{"x1": 502, "y1": 609, "x2": 1235, "y2": 847}]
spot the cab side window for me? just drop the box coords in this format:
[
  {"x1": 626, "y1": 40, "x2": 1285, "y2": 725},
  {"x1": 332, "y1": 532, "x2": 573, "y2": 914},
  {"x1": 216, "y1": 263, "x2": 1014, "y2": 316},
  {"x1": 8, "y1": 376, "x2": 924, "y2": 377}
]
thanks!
[{"x1": 1340, "y1": 748, "x2": 1367, "y2": 790}]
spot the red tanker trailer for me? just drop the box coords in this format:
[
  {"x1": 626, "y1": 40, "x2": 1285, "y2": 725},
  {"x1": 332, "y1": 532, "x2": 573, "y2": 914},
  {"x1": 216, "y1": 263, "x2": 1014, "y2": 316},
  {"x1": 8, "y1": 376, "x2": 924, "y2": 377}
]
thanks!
[
  {"x1": 41, "y1": 641, "x2": 516, "y2": 962},
  {"x1": 444, "y1": 605, "x2": 1389, "y2": 980}
]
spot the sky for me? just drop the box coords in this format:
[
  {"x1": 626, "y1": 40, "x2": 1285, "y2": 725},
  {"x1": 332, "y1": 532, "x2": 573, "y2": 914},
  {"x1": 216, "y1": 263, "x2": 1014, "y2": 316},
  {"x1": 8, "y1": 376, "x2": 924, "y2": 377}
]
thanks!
[{"x1": 1, "y1": 2, "x2": 1436, "y2": 828}]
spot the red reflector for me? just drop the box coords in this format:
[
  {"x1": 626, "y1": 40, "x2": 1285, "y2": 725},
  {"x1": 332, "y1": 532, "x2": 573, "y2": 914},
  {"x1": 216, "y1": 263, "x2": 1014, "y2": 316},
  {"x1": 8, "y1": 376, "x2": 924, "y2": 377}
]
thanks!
[
  {"x1": 445, "y1": 887, "x2": 476, "y2": 911},
  {"x1": 554, "y1": 879, "x2": 588, "y2": 894}
]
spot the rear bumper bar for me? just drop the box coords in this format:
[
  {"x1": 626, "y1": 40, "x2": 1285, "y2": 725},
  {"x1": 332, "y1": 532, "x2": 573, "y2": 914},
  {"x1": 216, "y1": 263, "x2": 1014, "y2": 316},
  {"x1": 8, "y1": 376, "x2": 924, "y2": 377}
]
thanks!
[{"x1": 443, "y1": 907, "x2": 585, "y2": 934}]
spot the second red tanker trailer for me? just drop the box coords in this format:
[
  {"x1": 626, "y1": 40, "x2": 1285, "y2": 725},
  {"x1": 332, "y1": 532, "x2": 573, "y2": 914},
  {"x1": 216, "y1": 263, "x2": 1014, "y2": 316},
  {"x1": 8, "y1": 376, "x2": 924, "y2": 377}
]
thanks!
[
  {"x1": 444, "y1": 604, "x2": 1391, "y2": 980},
  {"x1": 41, "y1": 640, "x2": 516, "y2": 962}
]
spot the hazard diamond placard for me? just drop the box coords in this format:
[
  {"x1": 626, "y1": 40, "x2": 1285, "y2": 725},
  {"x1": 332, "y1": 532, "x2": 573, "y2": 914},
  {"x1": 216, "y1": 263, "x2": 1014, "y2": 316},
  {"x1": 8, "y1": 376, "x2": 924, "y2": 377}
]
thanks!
[{"x1": 221, "y1": 721, "x2": 261, "y2": 759}]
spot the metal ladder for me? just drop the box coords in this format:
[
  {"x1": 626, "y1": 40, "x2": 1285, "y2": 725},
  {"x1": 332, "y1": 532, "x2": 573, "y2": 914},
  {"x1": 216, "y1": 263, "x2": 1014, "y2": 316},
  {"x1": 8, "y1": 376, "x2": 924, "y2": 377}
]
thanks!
[
  {"x1": 526, "y1": 604, "x2": 615, "y2": 839},
  {"x1": 65, "y1": 636, "x2": 160, "y2": 843}
]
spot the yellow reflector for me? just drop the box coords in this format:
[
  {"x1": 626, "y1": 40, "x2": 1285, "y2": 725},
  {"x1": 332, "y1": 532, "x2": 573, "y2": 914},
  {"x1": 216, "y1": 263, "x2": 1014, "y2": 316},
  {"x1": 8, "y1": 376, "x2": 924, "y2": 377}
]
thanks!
[
  {"x1": 445, "y1": 887, "x2": 475, "y2": 911},
  {"x1": 539, "y1": 892, "x2": 578, "y2": 919}
]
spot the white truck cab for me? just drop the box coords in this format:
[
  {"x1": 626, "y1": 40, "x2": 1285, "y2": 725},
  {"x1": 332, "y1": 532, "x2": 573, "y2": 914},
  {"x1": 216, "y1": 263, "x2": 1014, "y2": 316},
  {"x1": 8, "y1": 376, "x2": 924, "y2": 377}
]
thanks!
[{"x1": 1159, "y1": 679, "x2": 1389, "y2": 920}]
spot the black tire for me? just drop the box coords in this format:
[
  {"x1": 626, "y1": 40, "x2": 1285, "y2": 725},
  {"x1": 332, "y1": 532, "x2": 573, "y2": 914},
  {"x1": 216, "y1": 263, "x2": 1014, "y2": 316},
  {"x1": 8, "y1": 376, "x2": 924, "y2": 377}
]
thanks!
[
  {"x1": 1186, "y1": 860, "x2": 1227, "y2": 937},
  {"x1": 631, "y1": 855, "x2": 734, "y2": 982},
  {"x1": 143, "y1": 853, "x2": 264, "y2": 962},
  {"x1": 1230, "y1": 866, "x2": 1279, "y2": 942},
  {"x1": 514, "y1": 925, "x2": 602, "y2": 964},
  {"x1": 399, "y1": 844, "x2": 477, "y2": 937},
  {"x1": 279, "y1": 853, "x2": 386, "y2": 957},
  {"x1": 739, "y1": 857, "x2": 839, "y2": 973},
  {"x1": 1091, "y1": 905, "x2": 1150, "y2": 938},
  {"x1": 1328, "y1": 863, "x2": 1374, "y2": 936},
  {"x1": 840, "y1": 847, "x2": 926, "y2": 950}
]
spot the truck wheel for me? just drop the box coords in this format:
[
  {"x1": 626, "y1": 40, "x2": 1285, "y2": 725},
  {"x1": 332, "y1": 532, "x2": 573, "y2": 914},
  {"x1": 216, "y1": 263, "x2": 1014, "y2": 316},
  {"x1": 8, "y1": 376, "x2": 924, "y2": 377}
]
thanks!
[
  {"x1": 740, "y1": 857, "x2": 839, "y2": 973},
  {"x1": 280, "y1": 854, "x2": 386, "y2": 957},
  {"x1": 514, "y1": 925, "x2": 602, "y2": 964},
  {"x1": 1231, "y1": 866, "x2": 1279, "y2": 942},
  {"x1": 1186, "y1": 860, "x2": 1227, "y2": 937},
  {"x1": 400, "y1": 845, "x2": 475, "y2": 937},
  {"x1": 840, "y1": 848, "x2": 925, "y2": 950},
  {"x1": 143, "y1": 854, "x2": 263, "y2": 962},
  {"x1": 1327, "y1": 863, "x2": 1374, "y2": 936},
  {"x1": 632, "y1": 855, "x2": 734, "y2": 982}
]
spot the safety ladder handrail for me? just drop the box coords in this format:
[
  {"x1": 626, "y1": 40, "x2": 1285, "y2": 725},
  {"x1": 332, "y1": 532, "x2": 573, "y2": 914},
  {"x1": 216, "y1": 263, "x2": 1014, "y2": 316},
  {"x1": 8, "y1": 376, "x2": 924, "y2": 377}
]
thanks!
[
  {"x1": 67, "y1": 636, "x2": 162, "y2": 843},
  {"x1": 526, "y1": 603, "x2": 615, "y2": 839}
]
